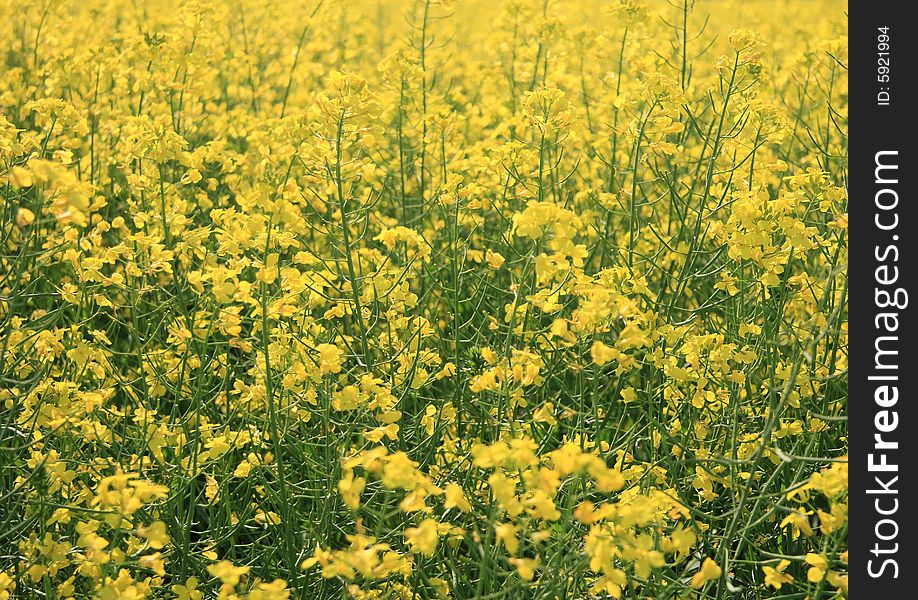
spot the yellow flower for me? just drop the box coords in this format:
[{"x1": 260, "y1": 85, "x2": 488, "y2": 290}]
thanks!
[
  {"x1": 591, "y1": 341, "x2": 619, "y2": 366},
  {"x1": 0, "y1": 572, "x2": 16, "y2": 600},
  {"x1": 805, "y1": 553, "x2": 829, "y2": 582},
  {"x1": 181, "y1": 168, "x2": 202, "y2": 185},
  {"x1": 338, "y1": 471, "x2": 366, "y2": 510},
  {"x1": 444, "y1": 483, "x2": 471, "y2": 512},
  {"x1": 248, "y1": 579, "x2": 290, "y2": 600},
  {"x1": 207, "y1": 561, "x2": 250, "y2": 588},
  {"x1": 763, "y1": 559, "x2": 794, "y2": 589},
  {"x1": 10, "y1": 166, "x2": 32, "y2": 188},
  {"x1": 532, "y1": 402, "x2": 557, "y2": 426},
  {"x1": 15, "y1": 208, "x2": 34, "y2": 227},
  {"x1": 172, "y1": 577, "x2": 202, "y2": 600},
  {"x1": 510, "y1": 557, "x2": 540, "y2": 581},
  {"x1": 405, "y1": 519, "x2": 440, "y2": 556},
  {"x1": 429, "y1": 577, "x2": 450, "y2": 598},
  {"x1": 486, "y1": 250, "x2": 505, "y2": 269},
  {"x1": 137, "y1": 521, "x2": 170, "y2": 549},
  {"x1": 495, "y1": 522, "x2": 520, "y2": 555},
  {"x1": 316, "y1": 343, "x2": 345, "y2": 374},
  {"x1": 780, "y1": 510, "x2": 814, "y2": 538},
  {"x1": 690, "y1": 558, "x2": 722, "y2": 589}
]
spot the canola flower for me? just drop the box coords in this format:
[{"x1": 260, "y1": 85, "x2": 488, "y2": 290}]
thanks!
[{"x1": 1, "y1": 0, "x2": 847, "y2": 598}]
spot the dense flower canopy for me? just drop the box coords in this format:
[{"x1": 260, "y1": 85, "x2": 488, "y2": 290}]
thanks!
[{"x1": 1, "y1": 0, "x2": 847, "y2": 598}]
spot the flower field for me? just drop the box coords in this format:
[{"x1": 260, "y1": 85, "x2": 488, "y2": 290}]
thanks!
[{"x1": 0, "y1": 0, "x2": 848, "y2": 598}]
